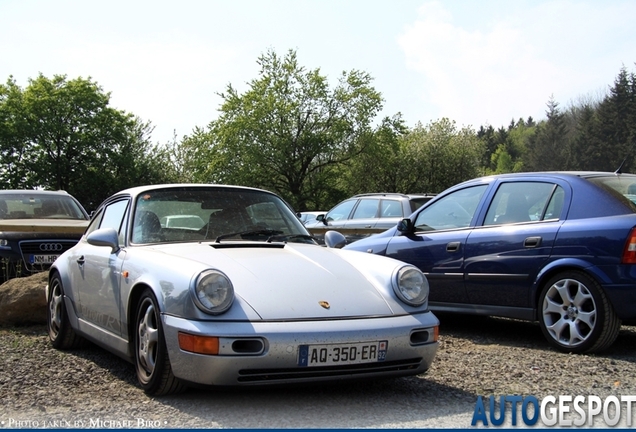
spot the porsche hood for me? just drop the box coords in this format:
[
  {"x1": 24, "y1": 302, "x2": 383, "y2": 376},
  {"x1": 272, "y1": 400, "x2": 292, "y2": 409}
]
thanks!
[{"x1": 162, "y1": 242, "x2": 403, "y2": 320}]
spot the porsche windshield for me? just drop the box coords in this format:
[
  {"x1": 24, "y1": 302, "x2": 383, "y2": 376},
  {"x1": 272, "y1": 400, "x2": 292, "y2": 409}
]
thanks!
[{"x1": 131, "y1": 187, "x2": 312, "y2": 244}]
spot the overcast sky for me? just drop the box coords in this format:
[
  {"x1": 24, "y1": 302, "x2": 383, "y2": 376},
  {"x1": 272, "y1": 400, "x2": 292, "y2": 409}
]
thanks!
[{"x1": 2, "y1": 0, "x2": 635, "y2": 144}]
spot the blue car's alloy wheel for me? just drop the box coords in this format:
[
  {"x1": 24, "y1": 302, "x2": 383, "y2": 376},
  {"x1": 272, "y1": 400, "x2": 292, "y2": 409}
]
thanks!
[{"x1": 539, "y1": 271, "x2": 620, "y2": 354}]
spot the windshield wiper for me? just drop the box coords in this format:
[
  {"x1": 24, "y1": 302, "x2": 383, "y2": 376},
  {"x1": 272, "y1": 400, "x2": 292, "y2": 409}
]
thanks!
[
  {"x1": 266, "y1": 234, "x2": 317, "y2": 243},
  {"x1": 215, "y1": 229, "x2": 283, "y2": 242}
]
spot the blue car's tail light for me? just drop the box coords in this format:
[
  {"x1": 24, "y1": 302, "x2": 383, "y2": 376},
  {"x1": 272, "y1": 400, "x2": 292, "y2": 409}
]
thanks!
[{"x1": 622, "y1": 227, "x2": 636, "y2": 264}]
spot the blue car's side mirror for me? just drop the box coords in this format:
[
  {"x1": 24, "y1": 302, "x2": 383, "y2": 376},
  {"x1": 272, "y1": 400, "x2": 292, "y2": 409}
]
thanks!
[{"x1": 397, "y1": 218, "x2": 413, "y2": 233}]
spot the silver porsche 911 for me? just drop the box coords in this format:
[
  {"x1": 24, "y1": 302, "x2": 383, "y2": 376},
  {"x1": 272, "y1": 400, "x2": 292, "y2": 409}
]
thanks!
[{"x1": 46, "y1": 184, "x2": 439, "y2": 395}]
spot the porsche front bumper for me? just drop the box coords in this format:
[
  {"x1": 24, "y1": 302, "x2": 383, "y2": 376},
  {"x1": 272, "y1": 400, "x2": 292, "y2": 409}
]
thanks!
[{"x1": 162, "y1": 312, "x2": 439, "y2": 387}]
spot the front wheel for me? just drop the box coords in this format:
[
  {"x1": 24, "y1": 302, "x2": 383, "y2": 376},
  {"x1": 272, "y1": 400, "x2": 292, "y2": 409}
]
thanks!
[
  {"x1": 538, "y1": 271, "x2": 621, "y2": 353},
  {"x1": 47, "y1": 273, "x2": 84, "y2": 349},
  {"x1": 134, "y1": 289, "x2": 185, "y2": 395}
]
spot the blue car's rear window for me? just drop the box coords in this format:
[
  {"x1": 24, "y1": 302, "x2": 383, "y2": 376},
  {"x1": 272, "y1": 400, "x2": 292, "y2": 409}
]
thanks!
[{"x1": 586, "y1": 175, "x2": 636, "y2": 211}]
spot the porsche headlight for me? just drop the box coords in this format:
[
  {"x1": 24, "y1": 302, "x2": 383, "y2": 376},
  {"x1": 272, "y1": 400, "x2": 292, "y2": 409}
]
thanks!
[
  {"x1": 393, "y1": 266, "x2": 429, "y2": 306},
  {"x1": 191, "y1": 270, "x2": 234, "y2": 314}
]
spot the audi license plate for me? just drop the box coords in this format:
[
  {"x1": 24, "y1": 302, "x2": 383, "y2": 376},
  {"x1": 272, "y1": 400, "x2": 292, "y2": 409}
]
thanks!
[
  {"x1": 30, "y1": 255, "x2": 59, "y2": 264},
  {"x1": 298, "y1": 340, "x2": 388, "y2": 367}
]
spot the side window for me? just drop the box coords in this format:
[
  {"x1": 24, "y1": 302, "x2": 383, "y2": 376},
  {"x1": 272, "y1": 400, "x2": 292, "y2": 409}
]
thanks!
[
  {"x1": 84, "y1": 210, "x2": 104, "y2": 237},
  {"x1": 326, "y1": 199, "x2": 357, "y2": 222},
  {"x1": 414, "y1": 185, "x2": 487, "y2": 231},
  {"x1": 484, "y1": 182, "x2": 556, "y2": 225},
  {"x1": 380, "y1": 200, "x2": 402, "y2": 218},
  {"x1": 100, "y1": 200, "x2": 130, "y2": 244},
  {"x1": 543, "y1": 186, "x2": 565, "y2": 220},
  {"x1": 351, "y1": 199, "x2": 379, "y2": 219}
]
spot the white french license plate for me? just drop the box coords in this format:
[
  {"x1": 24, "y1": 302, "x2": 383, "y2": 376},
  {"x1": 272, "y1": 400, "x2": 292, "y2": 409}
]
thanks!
[
  {"x1": 298, "y1": 340, "x2": 388, "y2": 367},
  {"x1": 30, "y1": 255, "x2": 59, "y2": 264}
]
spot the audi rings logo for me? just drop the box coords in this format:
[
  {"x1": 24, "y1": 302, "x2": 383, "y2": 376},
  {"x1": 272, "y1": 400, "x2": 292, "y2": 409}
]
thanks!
[{"x1": 40, "y1": 243, "x2": 63, "y2": 252}]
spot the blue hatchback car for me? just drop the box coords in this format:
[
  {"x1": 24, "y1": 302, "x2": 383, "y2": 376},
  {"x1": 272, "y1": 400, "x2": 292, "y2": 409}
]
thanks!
[{"x1": 341, "y1": 171, "x2": 636, "y2": 353}]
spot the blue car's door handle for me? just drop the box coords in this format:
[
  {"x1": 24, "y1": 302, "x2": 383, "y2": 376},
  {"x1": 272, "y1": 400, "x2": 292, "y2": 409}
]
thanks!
[
  {"x1": 446, "y1": 242, "x2": 461, "y2": 252},
  {"x1": 524, "y1": 237, "x2": 542, "y2": 248}
]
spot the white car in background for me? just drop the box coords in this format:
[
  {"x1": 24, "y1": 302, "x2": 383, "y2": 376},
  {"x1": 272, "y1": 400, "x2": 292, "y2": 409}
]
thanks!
[
  {"x1": 160, "y1": 214, "x2": 205, "y2": 230},
  {"x1": 298, "y1": 211, "x2": 326, "y2": 225}
]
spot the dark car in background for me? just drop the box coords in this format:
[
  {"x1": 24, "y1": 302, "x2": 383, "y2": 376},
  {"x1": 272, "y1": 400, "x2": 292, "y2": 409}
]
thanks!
[
  {"x1": 341, "y1": 171, "x2": 636, "y2": 354},
  {"x1": 0, "y1": 190, "x2": 89, "y2": 282},
  {"x1": 306, "y1": 193, "x2": 435, "y2": 243}
]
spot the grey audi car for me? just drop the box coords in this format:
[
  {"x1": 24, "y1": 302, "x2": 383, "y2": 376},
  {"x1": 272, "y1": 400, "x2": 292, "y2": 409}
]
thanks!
[{"x1": 0, "y1": 190, "x2": 90, "y2": 282}]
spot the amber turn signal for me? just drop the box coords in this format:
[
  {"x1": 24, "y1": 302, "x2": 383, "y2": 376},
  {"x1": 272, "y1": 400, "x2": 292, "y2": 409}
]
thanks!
[{"x1": 178, "y1": 332, "x2": 219, "y2": 355}]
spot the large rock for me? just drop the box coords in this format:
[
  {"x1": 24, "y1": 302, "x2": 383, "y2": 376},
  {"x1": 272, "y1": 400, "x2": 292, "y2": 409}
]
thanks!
[{"x1": 0, "y1": 271, "x2": 48, "y2": 326}]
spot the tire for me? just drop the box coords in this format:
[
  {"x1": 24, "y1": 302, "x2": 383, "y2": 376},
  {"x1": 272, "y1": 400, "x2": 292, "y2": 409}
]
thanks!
[
  {"x1": 134, "y1": 289, "x2": 185, "y2": 395},
  {"x1": 538, "y1": 270, "x2": 621, "y2": 353},
  {"x1": 47, "y1": 273, "x2": 84, "y2": 349}
]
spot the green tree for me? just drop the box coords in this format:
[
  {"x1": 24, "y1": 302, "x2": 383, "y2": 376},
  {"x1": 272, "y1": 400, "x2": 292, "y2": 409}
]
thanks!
[
  {"x1": 161, "y1": 130, "x2": 199, "y2": 183},
  {"x1": 525, "y1": 97, "x2": 572, "y2": 171},
  {"x1": 568, "y1": 102, "x2": 603, "y2": 170},
  {"x1": 0, "y1": 74, "x2": 172, "y2": 209},
  {"x1": 476, "y1": 125, "x2": 499, "y2": 171},
  {"x1": 478, "y1": 118, "x2": 534, "y2": 175},
  {"x1": 403, "y1": 119, "x2": 484, "y2": 193},
  {"x1": 343, "y1": 114, "x2": 422, "y2": 195},
  {"x1": 490, "y1": 145, "x2": 515, "y2": 173},
  {"x1": 182, "y1": 49, "x2": 383, "y2": 210},
  {"x1": 594, "y1": 66, "x2": 636, "y2": 171},
  {"x1": 0, "y1": 77, "x2": 30, "y2": 188}
]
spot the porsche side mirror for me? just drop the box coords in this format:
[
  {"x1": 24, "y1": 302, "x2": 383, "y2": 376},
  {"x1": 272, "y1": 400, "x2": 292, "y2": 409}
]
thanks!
[
  {"x1": 324, "y1": 230, "x2": 347, "y2": 249},
  {"x1": 87, "y1": 227, "x2": 120, "y2": 253}
]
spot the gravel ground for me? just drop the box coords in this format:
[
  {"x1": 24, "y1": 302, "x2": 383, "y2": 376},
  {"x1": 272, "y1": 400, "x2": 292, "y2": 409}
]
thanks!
[{"x1": 2, "y1": 314, "x2": 636, "y2": 428}]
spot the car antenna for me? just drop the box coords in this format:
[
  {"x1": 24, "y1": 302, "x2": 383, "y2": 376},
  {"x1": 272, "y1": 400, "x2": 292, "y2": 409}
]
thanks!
[{"x1": 615, "y1": 158, "x2": 628, "y2": 174}]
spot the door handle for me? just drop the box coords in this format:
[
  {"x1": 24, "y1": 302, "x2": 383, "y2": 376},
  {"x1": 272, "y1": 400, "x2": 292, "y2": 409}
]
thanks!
[
  {"x1": 524, "y1": 237, "x2": 542, "y2": 248},
  {"x1": 446, "y1": 241, "x2": 461, "y2": 252}
]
